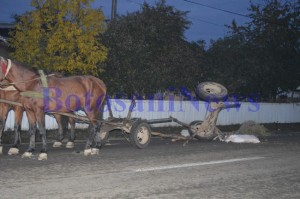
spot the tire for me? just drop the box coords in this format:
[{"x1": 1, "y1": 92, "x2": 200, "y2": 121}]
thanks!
[
  {"x1": 196, "y1": 82, "x2": 228, "y2": 101},
  {"x1": 129, "y1": 121, "x2": 151, "y2": 149},
  {"x1": 188, "y1": 120, "x2": 202, "y2": 140},
  {"x1": 99, "y1": 130, "x2": 109, "y2": 145}
]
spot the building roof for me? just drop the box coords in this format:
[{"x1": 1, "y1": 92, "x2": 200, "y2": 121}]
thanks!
[
  {"x1": 0, "y1": 23, "x2": 15, "y2": 29},
  {"x1": 0, "y1": 23, "x2": 14, "y2": 39}
]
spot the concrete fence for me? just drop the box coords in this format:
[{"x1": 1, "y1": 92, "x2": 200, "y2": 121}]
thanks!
[{"x1": 4, "y1": 99, "x2": 300, "y2": 130}]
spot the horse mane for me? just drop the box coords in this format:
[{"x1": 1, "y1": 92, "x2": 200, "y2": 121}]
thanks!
[
  {"x1": 0, "y1": 56, "x2": 68, "y2": 78},
  {"x1": 13, "y1": 59, "x2": 39, "y2": 73},
  {"x1": 11, "y1": 58, "x2": 66, "y2": 77}
]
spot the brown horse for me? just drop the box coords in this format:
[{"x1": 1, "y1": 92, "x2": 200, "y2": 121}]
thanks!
[
  {"x1": 0, "y1": 84, "x2": 76, "y2": 155},
  {"x1": 0, "y1": 88, "x2": 23, "y2": 155},
  {"x1": 0, "y1": 57, "x2": 106, "y2": 159}
]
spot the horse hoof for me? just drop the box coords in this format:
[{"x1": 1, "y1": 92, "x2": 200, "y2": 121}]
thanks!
[
  {"x1": 38, "y1": 153, "x2": 48, "y2": 161},
  {"x1": 0, "y1": 146, "x2": 3, "y2": 155},
  {"x1": 84, "y1": 149, "x2": 92, "y2": 156},
  {"x1": 8, "y1": 148, "x2": 19, "y2": 155},
  {"x1": 66, "y1": 141, "x2": 74, "y2": 149},
  {"x1": 91, "y1": 148, "x2": 99, "y2": 155},
  {"x1": 22, "y1": 152, "x2": 32, "y2": 158},
  {"x1": 53, "y1": 141, "x2": 63, "y2": 148}
]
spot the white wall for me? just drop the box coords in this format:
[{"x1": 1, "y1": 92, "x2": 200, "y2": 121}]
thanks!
[{"x1": 4, "y1": 99, "x2": 300, "y2": 130}]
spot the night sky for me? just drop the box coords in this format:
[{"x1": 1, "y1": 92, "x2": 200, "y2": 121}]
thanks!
[{"x1": 0, "y1": 0, "x2": 260, "y2": 44}]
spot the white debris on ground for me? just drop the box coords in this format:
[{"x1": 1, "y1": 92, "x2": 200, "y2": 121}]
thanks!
[
  {"x1": 224, "y1": 134, "x2": 260, "y2": 143},
  {"x1": 180, "y1": 129, "x2": 190, "y2": 137},
  {"x1": 180, "y1": 129, "x2": 261, "y2": 144}
]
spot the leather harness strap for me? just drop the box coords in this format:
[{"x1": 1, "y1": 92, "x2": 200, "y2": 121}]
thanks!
[
  {"x1": 5, "y1": 59, "x2": 12, "y2": 77},
  {"x1": 0, "y1": 58, "x2": 12, "y2": 79}
]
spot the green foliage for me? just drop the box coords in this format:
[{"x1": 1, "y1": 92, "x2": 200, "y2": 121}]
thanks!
[
  {"x1": 206, "y1": 0, "x2": 300, "y2": 101},
  {"x1": 205, "y1": 35, "x2": 251, "y2": 94},
  {"x1": 9, "y1": 0, "x2": 107, "y2": 75},
  {"x1": 102, "y1": 1, "x2": 205, "y2": 96}
]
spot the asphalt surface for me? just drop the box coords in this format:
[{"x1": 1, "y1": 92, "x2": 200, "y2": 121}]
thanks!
[{"x1": 0, "y1": 132, "x2": 300, "y2": 199}]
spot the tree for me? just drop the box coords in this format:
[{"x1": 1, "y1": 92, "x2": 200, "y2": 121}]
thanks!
[
  {"x1": 205, "y1": 34, "x2": 252, "y2": 95},
  {"x1": 9, "y1": 0, "x2": 107, "y2": 75},
  {"x1": 102, "y1": 1, "x2": 204, "y2": 96},
  {"x1": 229, "y1": 0, "x2": 300, "y2": 100},
  {"x1": 206, "y1": 0, "x2": 300, "y2": 101}
]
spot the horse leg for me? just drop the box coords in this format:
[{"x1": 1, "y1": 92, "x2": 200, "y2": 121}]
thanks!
[
  {"x1": 22, "y1": 111, "x2": 36, "y2": 158},
  {"x1": 84, "y1": 111, "x2": 102, "y2": 156},
  {"x1": 21, "y1": 122, "x2": 36, "y2": 158},
  {"x1": 84, "y1": 123, "x2": 101, "y2": 156},
  {"x1": 93, "y1": 121, "x2": 102, "y2": 149},
  {"x1": 84, "y1": 123, "x2": 94, "y2": 156},
  {"x1": 8, "y1": 107, "x2": 23, "y2": 155},
  {"x1": 0, "y1": 117, "x2": 5, "y2": 155},
  {"x1": 66, "y1": 117, "x2": 75, "y2": 149},
  {"x1": 90, "y1": 121, "x2": 103, "y2": 156},
  {"x1": 0, "y1": 105, "x2": 9, "y2": 155},
  {"x1": 53, "y1": 114, "x2": 64, "y2": 147},
  {"x1": 37, "y1": 112, "x2": 47, "y2": 160}
]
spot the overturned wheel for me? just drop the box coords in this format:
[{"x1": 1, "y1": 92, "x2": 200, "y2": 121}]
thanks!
[
  {"x1": 130, "y1": 121, "x2": 151, "y2": 149},
  {"x1": 197, "y1": 81, "x2": 228, "y2": 101},
  {"x1": 188, "y1": 120, "x2": 216, "y2": 141}
]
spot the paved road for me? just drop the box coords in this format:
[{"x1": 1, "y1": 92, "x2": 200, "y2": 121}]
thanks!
[{"x1": 0, "y1": 133, "x2": 299, "y2": 199}]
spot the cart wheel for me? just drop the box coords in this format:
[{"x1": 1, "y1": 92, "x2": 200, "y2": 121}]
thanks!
[
  {"x1": 197, "y1": 82, "x2": 228, "y2": 101},
  {"x1": 99, "y1": 130, "x2": 109, "y2": 145},
  {"x1": 130, "y1": 121, "x2": 151, "y2": 149},
  {"x1": 188, "y1": 120, "x2": 202, "y2": 140}
]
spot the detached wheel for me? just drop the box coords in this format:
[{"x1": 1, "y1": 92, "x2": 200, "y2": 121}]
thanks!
[
  {"x1": 130, "y1": 121, "x2": 151, "y2": 149},
  {"x1": 188, "y1": 120, "x2": 202, "y2": 140},
  {"x1": 197, "y1": 82, "x2": 228, "y2": 101},
  {"x1": 99, "y1": 130, "x2": 109, "y2": 145}
]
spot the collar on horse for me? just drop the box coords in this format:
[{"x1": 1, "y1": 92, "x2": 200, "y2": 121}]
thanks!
[{"x1": 0, "y1": 58, "x2": 12, "y2": 79}]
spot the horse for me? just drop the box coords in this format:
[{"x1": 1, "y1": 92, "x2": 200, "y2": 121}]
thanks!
[
  {"x1": 0, "y1": 83, "x2": 77, "y2": 155},
  {"x1": 0, "y1": 57, "x2": 106, "y2": 160}
]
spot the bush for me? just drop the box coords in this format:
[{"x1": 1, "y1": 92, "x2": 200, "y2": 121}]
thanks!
[{"x1": 238, "y1": 121, "x2": 270, "y2": 137}]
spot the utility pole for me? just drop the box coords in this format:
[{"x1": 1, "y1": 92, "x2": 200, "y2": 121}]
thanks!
[{"x1": 111, "y1": 0, "x2": 117, "y2": 20}]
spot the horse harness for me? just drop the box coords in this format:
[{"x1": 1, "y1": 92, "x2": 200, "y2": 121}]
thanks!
[{"x1": 0, "y1": 57, "x2": 53, "y2": 98}]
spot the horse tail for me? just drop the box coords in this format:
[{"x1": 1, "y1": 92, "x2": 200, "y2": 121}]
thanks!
[{"x1": 91, "y1": 77, "x2": 113, "y2": 119}]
